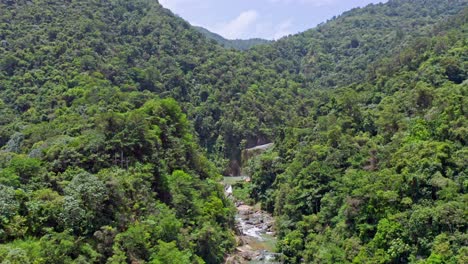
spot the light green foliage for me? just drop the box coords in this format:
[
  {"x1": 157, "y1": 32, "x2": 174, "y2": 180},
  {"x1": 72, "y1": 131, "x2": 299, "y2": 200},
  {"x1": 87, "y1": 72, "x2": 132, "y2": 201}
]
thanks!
[
  {"x1": 150, "y1": 241, "x2": 193, "y2": 264},
  {"x1": 0, "y1": 239, "x2": 41, "y2": 264},
  {"x1": 7, "y1": 156, "x2": 41, "y2": 184},
  {"x1": 167, "y1": 170, "x2": 199, "y2": 219},
  {"x1": 26, "y1": 189, "x2": 64, "y2": 235},
  {"x1": 0, "y1": 168, "x2": 19, "y2": 187}
]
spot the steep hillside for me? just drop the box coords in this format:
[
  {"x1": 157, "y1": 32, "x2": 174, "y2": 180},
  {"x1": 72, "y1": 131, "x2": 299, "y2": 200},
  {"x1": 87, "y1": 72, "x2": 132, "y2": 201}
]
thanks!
[
  {"x1": 194, "y1": 26, "x2": 271, "y2": 50},
  {"x1": 0, "y1": 0, "x2": 234, "y2": 263},
  {"x1": 246, "y1": 9, "x2": 467, "y2": 263},
  {"x1": 255, "y1": 0, "x2": 466, "y2": 88}
]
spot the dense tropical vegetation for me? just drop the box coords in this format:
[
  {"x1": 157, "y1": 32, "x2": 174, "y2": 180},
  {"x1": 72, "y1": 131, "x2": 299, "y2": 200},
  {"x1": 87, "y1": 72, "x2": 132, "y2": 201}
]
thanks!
[
  {"x1": 0, "y1": 0, "x2": 466, "y2": 263},
  {"x1": 0, "y1": 96, "x2": 235, "y2": 263},
  {"x1": 247, "y1": 10, "x2": 468, "y2": 263}
]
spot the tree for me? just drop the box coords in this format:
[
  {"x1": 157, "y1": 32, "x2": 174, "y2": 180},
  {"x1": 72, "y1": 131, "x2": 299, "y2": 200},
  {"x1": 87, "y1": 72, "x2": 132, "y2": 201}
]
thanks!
[
  {"x1": 62, "y1": 171, "x2": 107, "y2": 234},
  {"x1": 150, "y1": 241, "x2": 193, "y2": 264}
]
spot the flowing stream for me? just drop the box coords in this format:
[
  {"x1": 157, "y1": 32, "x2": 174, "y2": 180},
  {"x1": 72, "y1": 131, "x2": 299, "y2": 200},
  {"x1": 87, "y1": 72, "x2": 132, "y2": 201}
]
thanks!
[{"x1": 223, "y1": 177, "x2": 282, "y2": 264}]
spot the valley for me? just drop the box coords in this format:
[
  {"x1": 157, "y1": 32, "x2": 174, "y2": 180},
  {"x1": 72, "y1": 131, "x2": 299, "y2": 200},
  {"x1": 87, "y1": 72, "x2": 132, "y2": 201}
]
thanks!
[{"x1": 0, "y1": 0, "x2": 466, "y2": 263}]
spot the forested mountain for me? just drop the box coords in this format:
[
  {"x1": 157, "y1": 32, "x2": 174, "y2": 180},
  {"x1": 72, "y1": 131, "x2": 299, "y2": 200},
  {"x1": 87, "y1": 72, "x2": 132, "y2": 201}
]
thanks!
[
  {"x1": 0, "y1": 0, "x2": 466, "y2": 263},
  {"x1": 194, "y1": 26, "x2": 271, "y2": 50},
  {"x1": 0, "y1": 0, "x2": 234, "y2": 263},
  {"x1": 247, "y1": 10, "x2": 468, "y2": 263}
]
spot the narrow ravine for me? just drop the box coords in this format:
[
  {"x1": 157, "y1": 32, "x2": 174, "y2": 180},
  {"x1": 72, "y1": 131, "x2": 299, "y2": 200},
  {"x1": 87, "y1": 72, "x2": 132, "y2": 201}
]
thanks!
[{"x1": 223, "y1": 177, "x2": 282, "y2": 264}]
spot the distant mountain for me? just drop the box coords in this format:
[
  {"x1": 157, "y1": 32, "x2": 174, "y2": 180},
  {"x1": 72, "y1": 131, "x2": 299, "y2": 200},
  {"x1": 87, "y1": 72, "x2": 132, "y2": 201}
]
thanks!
[{"x1": 194, "y1": 26, "x2": 271, "y2": 50}]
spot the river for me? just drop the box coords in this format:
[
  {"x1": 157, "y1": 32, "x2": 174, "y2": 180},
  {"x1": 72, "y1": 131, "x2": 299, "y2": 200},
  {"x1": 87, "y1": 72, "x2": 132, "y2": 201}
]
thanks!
[{"x1": 223, "y1": 177, "x2": 282, "y2": 264}]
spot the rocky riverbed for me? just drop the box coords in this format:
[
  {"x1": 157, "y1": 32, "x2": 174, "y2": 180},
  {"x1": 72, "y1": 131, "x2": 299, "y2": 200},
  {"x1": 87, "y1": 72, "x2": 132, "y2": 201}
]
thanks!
[{"x1": 223, "y1": 179, "x2": 282, "y2": 264}]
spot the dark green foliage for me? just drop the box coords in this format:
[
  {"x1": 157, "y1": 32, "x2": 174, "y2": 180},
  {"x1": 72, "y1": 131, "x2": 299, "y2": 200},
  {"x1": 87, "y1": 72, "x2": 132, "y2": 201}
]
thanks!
[
  {"x1": 0, "y1": 93, "x2": 234, "y2": 262},
  {"x1": 245, "y1": 8, "x2": 467, "y2": 263}
]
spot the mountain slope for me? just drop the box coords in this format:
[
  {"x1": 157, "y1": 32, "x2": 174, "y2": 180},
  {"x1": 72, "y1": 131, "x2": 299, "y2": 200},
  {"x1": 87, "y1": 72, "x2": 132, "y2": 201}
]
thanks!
[
  {"x1": 0, "y1": 0, "x2": 234, "y2": 263},
  {"x1": 255, "y1": 0, "x2": 467, "y2": 88},
  {"x1": 247, "y1": 9, "x2": 467, "y2": 263}
]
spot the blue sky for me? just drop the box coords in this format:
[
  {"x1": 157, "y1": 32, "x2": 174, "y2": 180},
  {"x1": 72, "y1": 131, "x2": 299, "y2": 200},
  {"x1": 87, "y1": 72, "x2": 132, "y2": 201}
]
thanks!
[{"x1": 159, "y1": 0, "x2": 388, "y2": 40}]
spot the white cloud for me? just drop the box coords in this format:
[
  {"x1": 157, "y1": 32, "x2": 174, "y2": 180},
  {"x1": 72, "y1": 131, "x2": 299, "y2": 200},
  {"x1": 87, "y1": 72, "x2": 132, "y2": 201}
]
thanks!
[
  {"x1": 159, "y1": 0, "x2": 340, "y2": 39},
  {"x1": 210, "y1": 10, "x2": 259, "y2": 39},
  {"x1": 159, "y1": 0, "x2": 201, "y2": 10},
  {"x1": 206, "y1": 11, "x2": 297, "y2": 40},
  {"x1": 268, "y1": 0, "x2": 336, "y2": 6},
  {"x1": 273, "y1": 19, "x2": 294, "y2": 39},
  {"x1": 159, "y1": 0, "x2": 177, "y2": 10}
]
